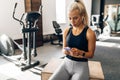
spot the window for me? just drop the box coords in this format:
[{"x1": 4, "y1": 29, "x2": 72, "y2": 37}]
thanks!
[{"x1": 56, "y1": 0, "x2": 66, "y2": 23}]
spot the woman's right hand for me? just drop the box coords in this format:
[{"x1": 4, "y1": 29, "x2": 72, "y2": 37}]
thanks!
[{"x1": 63, "y1": 47, "x2": 71, "y2": 55}]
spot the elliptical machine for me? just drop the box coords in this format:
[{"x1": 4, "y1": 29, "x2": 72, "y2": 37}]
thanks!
[{"x1": 0, "y1": 3, "x2": 40, "y2": 71}]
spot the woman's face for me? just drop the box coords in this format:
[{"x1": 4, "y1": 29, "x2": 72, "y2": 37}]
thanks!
[{"x1": 68, "y1": 9, "x2": 82, "y2": 27}]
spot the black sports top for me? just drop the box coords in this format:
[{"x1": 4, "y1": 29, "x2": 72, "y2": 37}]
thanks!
[{"x1": 66, "y1": 26, "x2": 89, "y2": 61}]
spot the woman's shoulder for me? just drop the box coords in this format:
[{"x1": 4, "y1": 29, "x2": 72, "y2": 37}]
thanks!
[
  {"x1": 86, "y1": 26, "x2": 96, "y2": 40},
  {"x1": 87, "y1": 26, "x2": 95, "y2": 34},
  {"x1": 63, "y1": 27, "x2": 71, "y2": 35},
  {"x1": 64, "y1": 27, "x2": 71, "y2": 32}
]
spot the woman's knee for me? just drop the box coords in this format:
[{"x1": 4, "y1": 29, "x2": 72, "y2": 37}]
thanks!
[{"x1": 48, "y1": 62, "x2": 70, "y2": 80}]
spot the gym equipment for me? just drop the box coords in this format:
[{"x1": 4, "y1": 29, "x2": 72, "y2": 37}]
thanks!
[
  {"x1": 0, "y1": 34, "x2": 15, "y2": 56},
  {"x1": 91, "y1": 14, "x2": 112, "y2": 40},
  {"x1": 102, "y1": 15, "x2": 111, "y2": 36},
  {"x1": 91, "y1": 15, "x2": 101, "y2": 40},
  {"x1": 50, "y1": 21, "x2": 63, "y2": 46},
  {"x1": 0, "y1": 3, "x2": 40, "y2": 71}
]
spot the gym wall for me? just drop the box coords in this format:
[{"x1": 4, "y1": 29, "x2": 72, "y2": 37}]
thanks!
[{"x1": 0, "y1": 0, "x2": 25, "y2": 39}]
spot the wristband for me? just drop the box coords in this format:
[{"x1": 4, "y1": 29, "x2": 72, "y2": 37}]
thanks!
[{"x1": 82, "y1": 52, "x2": 85, "y2": 57}]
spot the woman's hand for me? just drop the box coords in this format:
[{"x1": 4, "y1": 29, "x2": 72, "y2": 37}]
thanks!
[
  {"x1": 70, "y1": 48, "x2": 84, "y2": 58},
  {"x1": 62, "y1": 47, "x2": 71, "y2": 55},
  {"x1": 63, "y1": 47, "x2": 84, "y2": 58}
]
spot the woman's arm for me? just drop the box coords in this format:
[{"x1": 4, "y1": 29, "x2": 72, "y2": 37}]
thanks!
[
  {"x1": 83, "y1": 28, "x2": 96, "y2": 58},
  {"x1": 62, "y1": 27, "x2": 71, "y2": 55}
]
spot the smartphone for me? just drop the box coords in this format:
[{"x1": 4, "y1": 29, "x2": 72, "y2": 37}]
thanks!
[{"x1": 64, "y1": 47, "x2": 71, "y2": 51}]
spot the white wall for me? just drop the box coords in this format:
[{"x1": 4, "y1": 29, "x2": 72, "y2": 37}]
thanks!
[
  {"x1": 42, "y1": 0, "x2": 74, "y2": 35},
  {"x1": 42, "y1": 0, "x2": 56, "y2": 35},
  {"x1": 0, "y1": 0, "x2": 25, "y2": 39},
  {"x1": 0, "y1": 0, "x2": 92, "y2": 39}
]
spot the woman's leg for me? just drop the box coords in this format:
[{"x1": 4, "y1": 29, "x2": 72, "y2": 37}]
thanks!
[
  {"x1": 71, "y1": 61, "x2": 89, "y2": 80},
  {"x1": 48, "y1": 59, "x2": 71, "y2": 80}
]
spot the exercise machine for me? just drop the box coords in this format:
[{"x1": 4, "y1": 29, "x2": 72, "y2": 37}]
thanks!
[
  {"x1": 90, "y1": 14, "x2": 111, "y2": 40},
  {"x1": 90, "y1": 15, "x2": 101, "y2": 40},
  {"x1": 0, "y1": 3, "x2": 40, "y2": 71},
  {"x1": 50, "y1": 21, "x2": 63, "y2": 46}
]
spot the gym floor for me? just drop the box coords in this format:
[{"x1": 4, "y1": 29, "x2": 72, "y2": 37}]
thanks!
[
  {"x1": 0, "y1": 41, "x2": 63, "y2": 80},
  {"x1": 0, "y1": 34, "x2": 120, "y2": 80}
]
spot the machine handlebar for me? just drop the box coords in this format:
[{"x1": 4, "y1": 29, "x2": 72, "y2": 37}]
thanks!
[{"x1": 12, "y1": 3, "x2": 25, "y2": 28}]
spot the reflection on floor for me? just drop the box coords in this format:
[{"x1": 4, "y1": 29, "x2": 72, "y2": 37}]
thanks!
[{"x1": 0, "y1": 42, "x2": 63, "y2": 80}]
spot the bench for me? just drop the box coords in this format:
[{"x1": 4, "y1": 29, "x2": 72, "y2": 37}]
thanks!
[{"x1": 41, "y1": 58, "x2": 104, "y2": 80}]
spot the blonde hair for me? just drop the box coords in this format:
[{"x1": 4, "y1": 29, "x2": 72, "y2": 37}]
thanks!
[{"x1": 68, "y1": 1, "x2": 88, "y2": 26}]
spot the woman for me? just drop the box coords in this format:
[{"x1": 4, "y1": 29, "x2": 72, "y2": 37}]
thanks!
[{"x1": 49, "y1": 1, "x2": 96, "y2": 80}]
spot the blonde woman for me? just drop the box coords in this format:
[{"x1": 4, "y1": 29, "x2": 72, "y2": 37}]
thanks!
[{"x1": 49, "y1": 1, "x2": 96, "y2": 80}]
